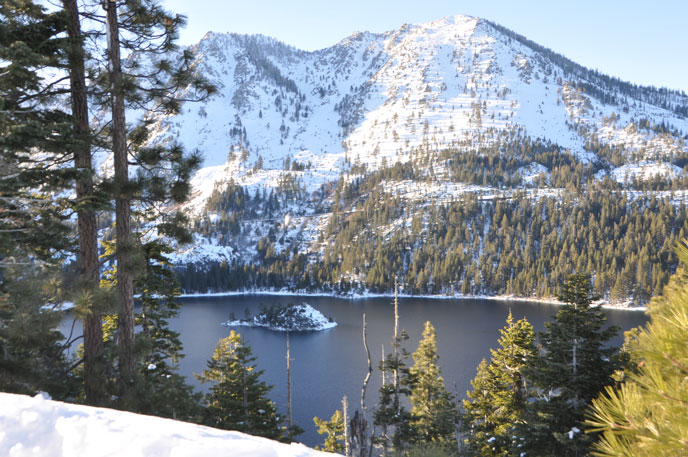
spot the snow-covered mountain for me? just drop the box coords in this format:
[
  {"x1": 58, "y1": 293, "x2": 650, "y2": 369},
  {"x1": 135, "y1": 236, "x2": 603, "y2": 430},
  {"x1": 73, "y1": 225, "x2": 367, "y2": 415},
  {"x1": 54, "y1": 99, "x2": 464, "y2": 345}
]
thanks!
[
  {"x1": 149, "y1": 14, "x2": 687, "y2": 206},
  {"x1": 151, "y1": 15, "x2": 688, "y2": 300}
]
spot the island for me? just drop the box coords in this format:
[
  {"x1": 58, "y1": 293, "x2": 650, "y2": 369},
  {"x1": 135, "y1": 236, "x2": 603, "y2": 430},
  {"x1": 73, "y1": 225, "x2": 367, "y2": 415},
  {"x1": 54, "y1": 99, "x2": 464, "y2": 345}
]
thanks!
[{"x1": 222, "y1": 303, "x2": 337, "y2": 331}]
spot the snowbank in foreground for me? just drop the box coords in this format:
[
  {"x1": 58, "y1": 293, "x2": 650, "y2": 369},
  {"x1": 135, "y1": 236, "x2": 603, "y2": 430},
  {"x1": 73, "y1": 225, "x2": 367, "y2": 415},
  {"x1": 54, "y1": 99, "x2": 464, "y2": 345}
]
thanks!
[{"x1": 0, "y1": 392, "x2": 335, "y2": 457}]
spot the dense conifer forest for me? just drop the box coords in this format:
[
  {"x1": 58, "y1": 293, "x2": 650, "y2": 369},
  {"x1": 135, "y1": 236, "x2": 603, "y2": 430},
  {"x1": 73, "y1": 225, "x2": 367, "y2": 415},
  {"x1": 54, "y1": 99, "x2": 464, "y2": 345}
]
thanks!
[{"x1": 179, "y1": 133, "x2": 688, "y2": 304}]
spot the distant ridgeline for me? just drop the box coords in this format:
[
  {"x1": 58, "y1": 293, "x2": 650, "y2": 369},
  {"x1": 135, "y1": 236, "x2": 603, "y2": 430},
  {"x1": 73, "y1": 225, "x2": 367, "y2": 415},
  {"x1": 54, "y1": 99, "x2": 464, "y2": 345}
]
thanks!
[
  {"x1": 177, "y1": 131, "x2": 688, "y2": 305},
  {"x1": 487, "y1": 20, "x2": 688, "y2": 117}
]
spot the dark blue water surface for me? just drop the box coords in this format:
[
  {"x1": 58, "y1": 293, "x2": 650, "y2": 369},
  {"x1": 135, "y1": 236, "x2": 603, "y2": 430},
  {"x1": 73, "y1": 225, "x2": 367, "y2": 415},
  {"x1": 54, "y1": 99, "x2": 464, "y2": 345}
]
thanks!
[{"x1": 165, "y1": 295, "x2": 647, "y2": 446}]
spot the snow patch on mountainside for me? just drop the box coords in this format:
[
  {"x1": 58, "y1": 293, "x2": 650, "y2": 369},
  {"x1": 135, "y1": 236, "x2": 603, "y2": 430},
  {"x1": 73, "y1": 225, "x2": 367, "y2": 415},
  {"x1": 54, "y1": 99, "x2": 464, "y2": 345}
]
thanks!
[
  {"x1": 610, "y1": 162, "x2": 683, "y2": 183},
  {"x1": 517, "y1": 163, "x2": 549, "y2": 184},
  {"x1": 166, "y1": 234, "x2": 237, "y2": 265}
]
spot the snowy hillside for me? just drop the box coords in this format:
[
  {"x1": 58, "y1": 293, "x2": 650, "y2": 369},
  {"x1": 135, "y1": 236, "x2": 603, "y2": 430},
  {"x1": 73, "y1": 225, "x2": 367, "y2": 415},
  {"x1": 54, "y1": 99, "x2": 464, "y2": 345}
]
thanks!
[
  {"x1": 149, "y1": 15, "x2": 688, "y2": 303},
  {"x1": 0, "y1": 392, "x2": 335, "y2": 457},
  {"x1": 148, "y1": 14, "x2": 687, "y2": 206}
]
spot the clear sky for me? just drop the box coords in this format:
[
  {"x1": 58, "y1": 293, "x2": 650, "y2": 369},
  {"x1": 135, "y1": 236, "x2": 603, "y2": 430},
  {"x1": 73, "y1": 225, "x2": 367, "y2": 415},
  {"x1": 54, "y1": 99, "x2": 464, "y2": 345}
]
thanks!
[{"x1": 162, "y1": 0, "x2": 688, "y2": 93}]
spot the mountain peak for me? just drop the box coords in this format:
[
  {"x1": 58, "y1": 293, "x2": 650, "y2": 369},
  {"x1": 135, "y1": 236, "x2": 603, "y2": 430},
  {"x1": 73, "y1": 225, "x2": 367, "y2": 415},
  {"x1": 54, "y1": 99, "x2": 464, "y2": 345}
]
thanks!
[{"x1": 152, "y1": 13, "x2": 687, "y2": 210}]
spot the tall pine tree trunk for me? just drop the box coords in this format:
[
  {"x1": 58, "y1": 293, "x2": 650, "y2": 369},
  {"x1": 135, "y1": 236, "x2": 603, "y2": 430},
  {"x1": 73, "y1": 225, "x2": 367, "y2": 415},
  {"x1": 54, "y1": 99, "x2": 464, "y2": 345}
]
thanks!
[
  {"x1": 63, "y1": 0, "x2": 105, "y2": 406},
  {"x1": 105, "y1": 0, "x2": 135, "y2": 408},
  {"x1": 392, "y1": 277, "x2": 400, "y2": 410},
  {"x1": 286, "y1": 331, "x2": 292, "y2": 436}
]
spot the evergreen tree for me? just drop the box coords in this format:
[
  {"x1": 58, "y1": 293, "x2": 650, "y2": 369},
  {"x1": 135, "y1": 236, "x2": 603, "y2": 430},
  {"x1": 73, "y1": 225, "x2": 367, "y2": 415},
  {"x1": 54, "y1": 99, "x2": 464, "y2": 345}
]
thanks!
[
  {"x1": 102, "y1": 0, "x2": 137, "y2": 405},
  {"x1": 517, "y1": 274, "x2": 623, "y2": 457},
  {"x1": 131, "y1": 239, "x2": 201, "y2": 422},
  {"x1": 62, "y1": 0, "x2": 110, "y2": 406},
  {"x1": 313, "y1": 410, "x2": 346, "y2": 453},
  {"x1": 586, "y1": 242, "x2": 688, "y2": 456},
  {"x1": 374, "y1": 288, "x2": 412, "y2": 453},
  {"x1": 407, "y1": 321, "x2": 459, "y2": 449},
  {"x1": 0, "y1": 266, "x2": 74, "y2": 398},
  {"x1": 0, "y1": 0, "x2": 75, "y2": 263},
  {"x1": 1, "y1": 0, "x2": 212, "y2": 408},
  {"x1": 463, "y1": 312, "x2": 536, "y2": 457},
  {"x1": 58, "y1": 0, "x2": 213, "y2": 408},
  {"x1": 0, "y1": 0, "x2": 90, "y2": 399},
  {"x1": 94, "y1": 0, "x2": 213, "y2": 407},
  {"x1": 196, "y1": 331, "x2": 283, "y2": 440},
  {"x1": 375, "y1": 348, "x2": 413, "y2": 453}
]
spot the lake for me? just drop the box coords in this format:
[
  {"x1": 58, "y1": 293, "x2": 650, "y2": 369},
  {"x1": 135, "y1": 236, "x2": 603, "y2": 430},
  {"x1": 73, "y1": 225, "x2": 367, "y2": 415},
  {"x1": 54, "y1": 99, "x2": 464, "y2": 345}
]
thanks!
[{"x1": 166, "y1": 295, "x2": 647, "y2": 446}]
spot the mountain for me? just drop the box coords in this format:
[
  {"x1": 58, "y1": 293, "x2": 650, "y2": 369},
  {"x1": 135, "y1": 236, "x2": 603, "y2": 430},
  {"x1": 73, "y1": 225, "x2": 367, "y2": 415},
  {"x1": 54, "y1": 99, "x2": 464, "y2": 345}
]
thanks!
[{"x1": 149, "y1": 15, "x2": 688, "y2": 304}]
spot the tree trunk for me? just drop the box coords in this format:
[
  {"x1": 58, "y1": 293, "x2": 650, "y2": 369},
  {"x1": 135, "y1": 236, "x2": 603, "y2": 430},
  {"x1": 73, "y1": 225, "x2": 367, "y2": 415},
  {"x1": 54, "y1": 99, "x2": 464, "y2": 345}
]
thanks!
[
  {"x1": 62, "y1": 0, "x2": 105, "y2": 406},
  {"x1": 286, "y1": 331, "x2": 292, "y2": 436},
  {"x1": 105, "y1": 0, "x2": 135, "y2": 408},
  {"x1": 358, "y1": 313, "x2": 372, "y2": 457},
  {"x1": 361, "y1": 313, "x2": 372, "y2": 416},
  {"x1": 342, "y1": 396, "x2": 350, "y2": 457},
  {"x1": 393, "y1": 276, "x2": 399, "y2": 408}
]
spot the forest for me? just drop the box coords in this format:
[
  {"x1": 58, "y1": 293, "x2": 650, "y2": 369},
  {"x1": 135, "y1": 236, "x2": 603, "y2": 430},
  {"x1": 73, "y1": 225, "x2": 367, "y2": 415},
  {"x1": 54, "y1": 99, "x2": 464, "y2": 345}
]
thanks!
[
  {"x1": 180, "y1": 132, "x2": 688, "y2": 305},
  {"x1": 1, "y1": 1, "x2": 687, "y2": 456}
]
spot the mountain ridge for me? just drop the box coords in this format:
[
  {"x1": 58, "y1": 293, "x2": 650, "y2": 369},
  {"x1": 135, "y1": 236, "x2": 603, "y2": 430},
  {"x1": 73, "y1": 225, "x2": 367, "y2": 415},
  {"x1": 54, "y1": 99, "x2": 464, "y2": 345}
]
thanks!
[{"x1": 150, "y1": 15, "x2": 688, "y2": 304}]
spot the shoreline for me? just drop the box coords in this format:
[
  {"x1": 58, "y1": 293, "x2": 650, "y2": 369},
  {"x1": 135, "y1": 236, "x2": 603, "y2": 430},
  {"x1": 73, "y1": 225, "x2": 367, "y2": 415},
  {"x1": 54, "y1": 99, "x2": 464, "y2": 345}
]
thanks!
[{"x1": 179, "y1": 289, "x2": 647, "y2": 312}]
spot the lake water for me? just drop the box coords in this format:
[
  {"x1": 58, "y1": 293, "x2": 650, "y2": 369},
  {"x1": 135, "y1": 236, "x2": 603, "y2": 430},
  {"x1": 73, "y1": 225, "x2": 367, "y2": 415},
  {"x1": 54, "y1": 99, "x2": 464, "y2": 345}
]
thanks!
[{"x1": 166, "y1": 295, "x2": 647, "y2": 446}]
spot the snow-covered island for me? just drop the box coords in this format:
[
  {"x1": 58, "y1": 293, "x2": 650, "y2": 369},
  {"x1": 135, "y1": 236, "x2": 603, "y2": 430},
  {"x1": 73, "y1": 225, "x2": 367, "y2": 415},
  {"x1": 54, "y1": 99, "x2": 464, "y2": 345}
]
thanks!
[{"x1": 222, "y1": 303, "x2": 337, "y2": 331}]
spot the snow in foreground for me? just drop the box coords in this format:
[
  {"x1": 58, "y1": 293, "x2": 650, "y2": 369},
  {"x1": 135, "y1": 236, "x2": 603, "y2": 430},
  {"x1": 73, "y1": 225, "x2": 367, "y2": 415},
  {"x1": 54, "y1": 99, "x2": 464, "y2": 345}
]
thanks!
[{"x1": 0, "y1": 392, "x2": 335, "y2": 457}]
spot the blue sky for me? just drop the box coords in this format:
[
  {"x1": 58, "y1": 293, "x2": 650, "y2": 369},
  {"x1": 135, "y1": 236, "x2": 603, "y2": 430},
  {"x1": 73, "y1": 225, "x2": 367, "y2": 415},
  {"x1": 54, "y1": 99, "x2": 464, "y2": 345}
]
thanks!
[{"x1": 162, "y1": 0, "x2": 688, "y2": 92}]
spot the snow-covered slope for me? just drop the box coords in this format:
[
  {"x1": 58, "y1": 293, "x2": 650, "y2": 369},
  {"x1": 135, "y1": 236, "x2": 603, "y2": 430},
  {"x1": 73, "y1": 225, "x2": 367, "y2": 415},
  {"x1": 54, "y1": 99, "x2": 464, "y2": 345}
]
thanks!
[
  {"x1": 148, "y1": 14, "x2": 688, "y2": 207},
  {"x1": 0, "y1": 392, "x2": 335, "y2": 457},
  {"x1": 145, "y1": 14, "x2": 688, "y2": 299}
]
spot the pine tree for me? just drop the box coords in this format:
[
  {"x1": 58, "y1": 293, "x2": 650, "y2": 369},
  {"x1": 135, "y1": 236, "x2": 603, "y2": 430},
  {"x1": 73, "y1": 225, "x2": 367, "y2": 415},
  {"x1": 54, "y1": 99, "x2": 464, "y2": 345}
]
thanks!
[
  {"x1": 586, "y1": 242, "x2": 688, "y2": 456},
  {"x1": 375, "y1": 348, "x2": 413, "y2": 453},
  {"x1": 0, "y1": 0, "x2": 88, "y2": 399},
  {"x1": 313, "y1": 410, "x2": 346, "y2": 453},
  {"x1": 1, "y1": 0, "x2": 212, "y2": 407},
  {"x1": 61, "y1": 0, "x2": 109, "y2": 406},
  {"x1": 196, "y1": 331, "x2": 283, "y2": 440},
  {"x1": 102, "y1": 0, "x2": 137, "y2": 406},
  {"x1": 407, "y1": 321, "x2": 459, "y2": 449},
  {"x1": 463, "y1": 312, "x2": 536, "y2": 457},
  {"x1": 132, "y1": 239, "x2": 201, "y2": 422},
  {"x1": 517, "y1": 274, "x2": 623, "y2": 457},
  {"x1": 0, "y1": 266, "x2": 75, "y2": 398},
  {"x1": 374, "y1": 285, "x2": 413, "y2": 453},
  {"x1": 0, "y1": 0, "x2": 74, "y2": 262},
  {"x1": 88, "y1": 0, "x2": 213, "y2": 408}
]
